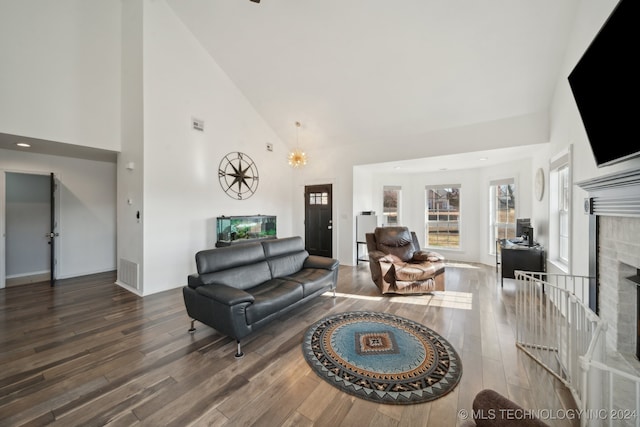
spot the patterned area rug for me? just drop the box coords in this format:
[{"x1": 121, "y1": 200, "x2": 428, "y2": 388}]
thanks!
[{"x1": 302, "y1": 311, "x2": 462, "y2": 404}]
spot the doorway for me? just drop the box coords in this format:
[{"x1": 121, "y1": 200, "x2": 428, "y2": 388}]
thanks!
[
  {"x1": 2, "y1": 171, "x2": 57, "y2": 287},
  {"x1": 304, "y1": 184, "x2": 333, "y2": 257}
]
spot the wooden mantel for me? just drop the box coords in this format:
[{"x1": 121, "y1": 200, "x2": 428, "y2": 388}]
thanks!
[{"x1": 577, "y1": 167, "x2": 640, "y2": 217}]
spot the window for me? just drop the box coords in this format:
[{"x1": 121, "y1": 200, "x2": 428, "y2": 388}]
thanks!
[
  {"x1": 309, "y1": 191, "x2": 329, "y2": 205},
  {"x1": 425, "y1": 185, "x2": 460, "y2": 249},
  {"x1": 383, "y1": 186, "x2": 401, "y2": 225},
  {"x1": 549, "y1": 147, "x2": 572, "y2": 270},
  {"x1": 557, "y1": 165, "x2": 570, "y2": 263},
  {"x1": 489, "y1": 179, "x2": 516, "y2": 253}
]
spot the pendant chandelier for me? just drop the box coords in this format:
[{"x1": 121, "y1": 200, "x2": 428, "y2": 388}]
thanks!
[{"x1": 288, "y1": 121, "x2": 307, "y2": 168}]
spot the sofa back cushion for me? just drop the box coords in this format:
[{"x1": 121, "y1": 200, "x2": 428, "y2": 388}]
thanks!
[
  {"x1": 199, "y1": 262, "x2": 272, "y2": 290},
  {"x1": 262, "y1": 236, "x2": 309, "y2": 278},
  {"x1": 194, "y1": 242, "x2": 272, "y2": 290},
  {"x1": 196, "y1": 243, "x2": 265, "y2": 273},
  {"x1": 374, "y1": 227, "x2": 416, "y2": 262}
]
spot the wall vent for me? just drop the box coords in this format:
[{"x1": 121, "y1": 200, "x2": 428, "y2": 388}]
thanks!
[
  {"x1": 192, "y1": 117, "x2": 204, "y2": 131},
  {"x1": 118, "y1": 258, "x2": 139, "y2": 289}
]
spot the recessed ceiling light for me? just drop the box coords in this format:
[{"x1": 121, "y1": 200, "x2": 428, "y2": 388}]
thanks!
[
  {"x1": 393, "y1": 166, "x2": 401, "y2": 170},
  {"x1": 479, "y1": 157, "x2": 488, "y2": 161},
  {"x1": 16, "y1": 142, "x2": 31, "y2": 148}
]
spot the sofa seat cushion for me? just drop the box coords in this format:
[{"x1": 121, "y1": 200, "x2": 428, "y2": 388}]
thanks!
[
  {"x1": 245, "y1": 279, "x2": 304, "y2": 324},
  {"x1": 284, "y1": 269, "x2": 334, "y2": 298}
]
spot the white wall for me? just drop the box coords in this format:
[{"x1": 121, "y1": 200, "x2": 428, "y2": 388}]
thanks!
[
  {"x1": 0, "y1": 0, "x2": 121, "y2": 152},
  {"x1": 118, "y1": 0, "x2": 145, "y2": 293},
  {"x1": 0, "y1": 0, "x2": 296, "y2": 295},
  {"x1": 0, "y1": 149, "x2": 117, "y2": 285},
  {"x1": 134, "y1": 0, "x2": 295, "y2": 295},
  {"x1": 543, "y1": 0, "x2": 640, "y2": 277}
]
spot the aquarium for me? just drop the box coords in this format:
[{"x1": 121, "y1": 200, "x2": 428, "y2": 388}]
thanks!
[{"x1": 216, "y1": 215, "x2": 277, "y2": 247}]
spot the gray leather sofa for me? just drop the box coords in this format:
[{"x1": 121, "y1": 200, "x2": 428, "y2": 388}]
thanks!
[{"x1": 183, "y1": 236, "x2": 339, "y2": 358}]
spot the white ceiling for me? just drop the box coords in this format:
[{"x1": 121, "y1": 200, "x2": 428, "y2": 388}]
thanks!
[
  {"x1": 3, "y1": 1, "x2": 580, "y2": 169},
  {"x1": 166, "y1": 0, "x2": 579, "y2": 167}
]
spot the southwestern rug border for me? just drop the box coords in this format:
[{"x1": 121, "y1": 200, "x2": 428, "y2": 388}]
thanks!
[{"x1": 302, "y1": 311, "x2": 462, "y2": 405}]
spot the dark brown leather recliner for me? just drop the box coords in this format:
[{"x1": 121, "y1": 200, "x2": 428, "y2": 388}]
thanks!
[{"x1": 365, "y1": 226, "x2": 445, "y2": 294}]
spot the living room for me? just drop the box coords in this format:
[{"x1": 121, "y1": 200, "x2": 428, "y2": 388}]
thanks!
[{"x1": 1, "y1": 0, "x2": 638, "y2": 424}]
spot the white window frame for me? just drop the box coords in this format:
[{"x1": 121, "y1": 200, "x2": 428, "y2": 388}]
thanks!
[
  {"x1": 489, "y1": 178, "x2": 516, "y2": 255},
  {"x1": 549, "y1": 146, "x2": 572, "y2": 272},
  {"x1": 382, "y1": 185, "x2": 401, "y2": 226},
  {"x1": 425, "y1": 184, "x2": 461, "y2": 249}
]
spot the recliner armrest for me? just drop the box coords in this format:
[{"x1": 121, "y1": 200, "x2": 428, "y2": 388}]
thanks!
[
  {"x1": 304, "y1": 255, "x2": 339, "y2": 270},
  {"x1": 368, "y1": 250, "x2": 388, "y2": 262},
  {"x1": 412, "y1": 250, "x2": 445, "y2": 262},
  {"x1": 195, "y1": 284, "x2": 255, "y2": 306}
]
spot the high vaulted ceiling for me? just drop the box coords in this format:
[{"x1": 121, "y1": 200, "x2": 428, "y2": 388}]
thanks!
[{"x1": 166, "y1": 0, "x2": 580, "y2": 164}]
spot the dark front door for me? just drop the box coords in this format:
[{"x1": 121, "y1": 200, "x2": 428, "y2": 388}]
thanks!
[{"x1": 305, "y1": 184, "x2": 332, "y2": 257}]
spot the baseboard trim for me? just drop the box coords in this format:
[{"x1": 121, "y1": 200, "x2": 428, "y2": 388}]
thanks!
[{"x1": 6, "y1": 272, "x2": 50, "y2": 287}]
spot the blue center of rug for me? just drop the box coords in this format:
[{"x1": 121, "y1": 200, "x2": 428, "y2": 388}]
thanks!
[{"x1": 330, "y1": 321, "x2": 428, "y2": 374}]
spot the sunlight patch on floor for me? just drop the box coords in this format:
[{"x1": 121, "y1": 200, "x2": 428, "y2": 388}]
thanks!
[
  {"x1": 444, "y1": 261, "x2": 481, "y2": 269},
  {"x1": 325, "y1": 292, "x2": 384, "y2": 301},
  {"x1": 323, "y1": 290, "x2": 473, "y2": 310},
  {"x1": 417, "y1": 291, "x2": 473, "y2": 310}
]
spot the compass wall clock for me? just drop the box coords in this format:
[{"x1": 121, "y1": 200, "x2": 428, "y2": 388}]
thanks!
[{"x1": 218, "y1": 152, "x2": 259, "y2": 200}]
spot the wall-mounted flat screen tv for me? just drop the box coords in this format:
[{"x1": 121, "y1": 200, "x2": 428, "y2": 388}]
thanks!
[{"x1": 567, "y1": 0, "x2": 637, "y2": 168}]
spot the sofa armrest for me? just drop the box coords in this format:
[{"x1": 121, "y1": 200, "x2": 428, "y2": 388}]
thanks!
[
  {"x1": 195, "y1": 284, "x2": 255, "y2": 306},
  {"x1": 304, "y1": 255, "x2": 339, "y2": 271},
  {"x1": 188, "y1": 273, "x2": 204, "y2": 289}
]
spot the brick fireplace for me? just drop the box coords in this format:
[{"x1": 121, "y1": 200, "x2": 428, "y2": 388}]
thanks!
[
  {"x1": 578, "y1": 167, "x2": 640, "y2": 361},
  {"x1": 598, "y1": 216, "x2": 640, "y2": 357}
]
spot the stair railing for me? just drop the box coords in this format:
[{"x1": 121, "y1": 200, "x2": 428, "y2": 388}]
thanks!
[{"x1": 514, "y1": 271, "x2": 640, "y2": 427}]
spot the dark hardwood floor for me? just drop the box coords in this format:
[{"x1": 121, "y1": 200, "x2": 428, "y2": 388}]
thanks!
[{"x1": 0, "y1": 263, "x2": 577, "y2": 426}]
